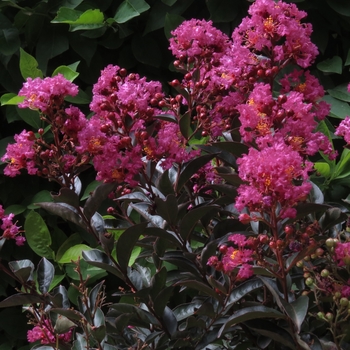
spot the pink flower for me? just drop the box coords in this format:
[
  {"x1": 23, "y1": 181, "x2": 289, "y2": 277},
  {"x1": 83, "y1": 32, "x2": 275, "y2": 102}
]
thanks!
[
  {"x1": 335, "y1": 117, "x2": 350, "y2": 144},
  {"x1": 18, "y1": 74, "x2": 78, "y2": 112},
  {"x1": 1, "y1": 130, "x2": 37, "y2": 177},
  {"x1": 334, "y1": 242, "x2": 350, "y2": 267},
  {"x1": 232, "y1": 0, "x2": 318, "y2": 68},
  {"x1": 228, "y1": 234, "x2": 249, "y2": 248},
  {"x1": 222, "y1": 247, "x2": 254, "y2": 274},
  {"x1": 27, "y1": 319, "x2": 72, "y2": 344},
  {"x1": 237, "y1": 264, "x2": 254, "y2": 280},
  {"x1": 169, "y1": 19, "x2": 229, "y2": 60},
  {"x1": 235, "y1": 142, "x2": 312, "y2": 218}
]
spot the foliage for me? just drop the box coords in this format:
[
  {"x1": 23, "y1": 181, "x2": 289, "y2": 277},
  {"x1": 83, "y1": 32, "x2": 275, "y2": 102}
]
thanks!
[{"x1": 1, "y1": 0, "x2": 350, "y2": 350}]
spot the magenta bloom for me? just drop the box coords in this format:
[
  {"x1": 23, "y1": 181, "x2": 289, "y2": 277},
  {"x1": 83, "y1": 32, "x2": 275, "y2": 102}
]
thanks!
[
  {"x1": 0, "y1": 208, "x2": 25, "y2": 246},
  {"x1": 235, "y1": 142, "x2": 312, "y2": 218},
  {"x1": 334, "y1": 242, "x2": 350, "y2": 267},
  {"x1": 27, "y1": 319, "x2": 72, "y2": 344},
  {"x1": 18, "y1": 74, "x2": 78, "y2": 112},
  {"x1": 1, "y1": 130, "x2": 37, "y2": 177},
  {"x1": 169, "y1": 19, "x2": 229, "y2": 60},
  {"x1": 335, "y1": 117, "x2": 350, "y2": 144},
  {"x1": 232, "y1": 0, "x2": 318, "y2": 68}
]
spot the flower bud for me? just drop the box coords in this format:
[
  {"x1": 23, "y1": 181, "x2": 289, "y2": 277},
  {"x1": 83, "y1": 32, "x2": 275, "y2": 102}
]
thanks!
[
  {"x1": 320, "y1": 269, "x2": 329, "y2": 278},
  {"x1": 325, "y1": 312, "x2": 333, "y2": 321},
  {"x1": 239, "y1": 213, "x2": 251, "y2": 225},
  {"x1": 305, "y1": 277, "x2": 314, "y2": 286},
  {"x1": 340, "y1": 298, "x2": 349, "y2": 308}
]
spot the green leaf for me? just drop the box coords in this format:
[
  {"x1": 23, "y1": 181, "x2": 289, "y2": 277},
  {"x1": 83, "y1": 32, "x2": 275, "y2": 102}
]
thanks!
[
  {"x1": 164, "y1": 13, "x2": 184, "y2": 39},
  {"x1": 0, "y1": 27, "x2": 20, "y2": 56},
  {"x1": 314, "y1": 162, "x2": 331, "y2": 177},
  {"x1": 317, "y1": 56, "x2": 342, "y2": 74},
  {"x1": 334, "y1": 148, "x2": 350, "y2": 179},
  {"x1": 16, "y1": 107, "x2": 42, "y2": 129},
  {"x1": 116, "y1": 222, "x2": 148, "y2": 271},
  {"x1": 206, "y1": 0, "x2": 238, "y2": 22},
  {"x1": 19, "y1": 48, "x2": 43, "y2": 79},
  {"x1": 114, "y1": 0, "x2": 150, "y2": 23},
  {"x1": 218, "y1": 306, "x2": 286, "y2": 337},
  {"x1": 328, "y1": 84, "x2": 350, "y2": 102},
  {"x1": 322, "y1": 95, "x2": 350, "y2": 119},
  {"x1": 58, "y1": 244, "x2": 92, "y2": 263},
  {"x1": 52, "y1": 8, "x2": 105, "y2": 31},
  {"x1": 0, "y1": 93, "x2": 24, "y2": 106},
  {"x1": 346, "y1": 48, "x2": 350, "y2": 66},
  {"x1": 52, "y1": 65, "x2": 79, "y2": 81},
  {"x1": 65, "y1": 88, "x2": 90, "y2": 104},
  {"x1": 37, "y1": 258, "x2": 55, "y2": 294},
  {"x1": 24, "y1": 211, "x2": 54, "y2": 259}
]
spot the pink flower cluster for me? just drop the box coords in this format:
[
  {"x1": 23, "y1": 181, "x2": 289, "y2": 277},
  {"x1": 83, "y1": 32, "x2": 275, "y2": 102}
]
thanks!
[
  {"x1": 1, "y1": 130, "x2": 37, "y2": 177},
  {"x1": 27, "y1": 319, "x2": 72, "y2": 344},
  {"x1": 208, "y1": 234, "x2": 254, "y2": 280},
  {"x1": 232, "y1": 0, "x2": 318, "y2": 68},
  {"x1": 77, "y1": 65, "x2": 199, "y2": 185},
  {"x1": 0, "y1": 205, "x2": 25, "y2": 246},
  {"x1": 235, "y1": 142, "x2": 313, "y2": 219},
  {"x1": 18, "y1": 74, "x2": 78, "y2": 112}
]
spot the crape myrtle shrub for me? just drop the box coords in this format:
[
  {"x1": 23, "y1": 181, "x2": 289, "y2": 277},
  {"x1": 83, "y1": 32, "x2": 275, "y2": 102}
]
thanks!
[{"x1": 1, "y1": 0, "x2": 350, "y2": 349}]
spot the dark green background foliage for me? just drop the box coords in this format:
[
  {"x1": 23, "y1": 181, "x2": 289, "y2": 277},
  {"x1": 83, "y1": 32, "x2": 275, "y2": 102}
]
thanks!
[{"x1": 1, "y1": 0, "x2": 350, "y2": 348}]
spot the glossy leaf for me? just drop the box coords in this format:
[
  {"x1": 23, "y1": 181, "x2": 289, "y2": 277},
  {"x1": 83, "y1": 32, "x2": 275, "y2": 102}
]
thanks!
[
  {"x1": 328, "y1": 84, "x2": 350, "y2": 102},
  {"x1": 116, "y1": 222, "x2": 147, "y2": 271},
  {"x1": 8, "y1": 260, "x2": 34, "y2": 283},
  {"x1": 37, "y1": 258, "x2": 55, "y2": 294},
  {"x1": 173, "y1": 300, "x2": 204, "y2": 321},
  {"x1": 24, "y1": 211, "x2": 54, "y2": 259},
  {"x1": 36, "y1": 202, "x2": 87, "y2": 231},
  {"x1": 82, "y1": 249, "x2": 124, "y2": 280},
  {"x1": 72, "y1": 332, "x2": 88, "y2": 350},
  {"x1": 179, "y1": 205, "x2": 218, "y2": 241},
  {"x1": 51, "y1": 187, "x2": 80, "y2": 208},
  {"x1": 90, "y1": 307, "x2": 106, "y2": 342},
  {"x1": 244, "y1": 319, "x2": 296, "y2": 350},
  {"x1": 84, "y1": 182, "x2": 117, "y2": 220},
  {"x1": 319, "y1": 207, "x2": 347, "y2": 231},
  {"x1": 155, "y1": 194, "x2": 178, "y2": 226},
  {"x1": 179, "y1": 110, "x2": 191, "y2": 139},
  {"x1": 218, "y1": 306, "x2": 286, "y2": 337},
  {"x1": 175, "y1": 280, "x2": 221, "y2": 300},
  {"x1": 0, "y1": 293, "x2": 43, "y2": 308},
  {"x1": 163, "y1": 306, "x2": 178, "y2": 336},
  {"x1": 176, "y1": 153, "x2": 217, "y2": 191},
  {"x1": 54, "y1": 315, "x2": 77, "y2": 334},
  {"x1": 283, "y1": 295, "x2": 309, "y2": 333}
]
